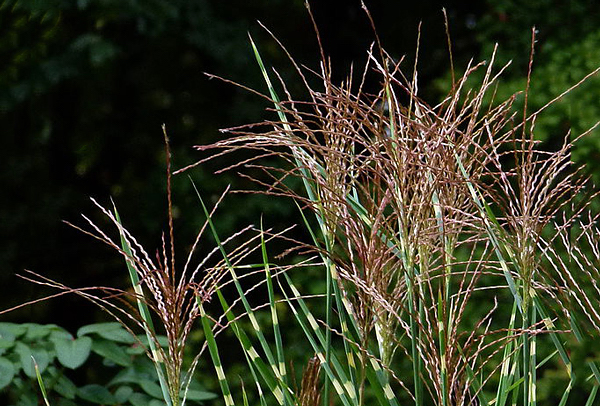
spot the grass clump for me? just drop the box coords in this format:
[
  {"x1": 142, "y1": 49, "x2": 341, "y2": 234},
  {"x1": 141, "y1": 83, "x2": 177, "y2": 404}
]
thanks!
[{"x1": 183, "y1": 7, "x2": 600, "y2": 405}]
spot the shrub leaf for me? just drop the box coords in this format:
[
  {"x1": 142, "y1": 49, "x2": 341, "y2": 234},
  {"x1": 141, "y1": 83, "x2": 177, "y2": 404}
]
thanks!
[{"x1": 54, "y1": 336, "x2": 92, "y2": 369}]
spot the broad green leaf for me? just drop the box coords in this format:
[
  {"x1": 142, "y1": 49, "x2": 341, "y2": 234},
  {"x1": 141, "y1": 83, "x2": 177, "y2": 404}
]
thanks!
[
  {"x1": 0, "y1": 337, "x2": 14, "y2": 355},
  {"x1": 77, "y1": 384, "x2": 116, "y2": 404},
  {"x1": 92, "y1": 338, "x2": 132, "y2": 366},
  {"x1": 129, "y1": 392, "x2": 152, "y2": 406},
  {"x1": 15, "y1": 342, "x2": 49, "y2": 377},
  {"x1": 108, "y1": 362, "x2": 158, "y2": 387},
  {"x1": 140, "y1": 378, "x2": 164, "y2": 399},
  {"x1": 0, "y1": 322, "x2": 26, "y2": 341},
  {"x1": 53, "y1": 336, "x2": 92, "y2": 369},
  {"x1": 125, "y1": 341, "x2": 146, "y2": 355},
  {"x1": 0, "y1": 357, "x2": 15, "y2": 390},
  {"x1": 108, "y1": 367, "x2": 143, "y2": 386},
  {"x1": 182, "y1": 389, "x2": 218, "y2": 401},
  {"x1": 114, "y1": 385, "x2": 134, "y2": 403},
  {"x1": 24, "y1": 323, "x2": 57, "y2": 340},
  {"x1": 54, "y1": 375, "x2": 77, "y2": 399},
  {"x1": 77, "y1": 322, "x2": 136, "y2": 344},
  {"x1": 136, "y1": 334, "x2": 169, "y2": 349},
  {"x1": 49, "y1": 329, "x2": 73, "y2": 342}
]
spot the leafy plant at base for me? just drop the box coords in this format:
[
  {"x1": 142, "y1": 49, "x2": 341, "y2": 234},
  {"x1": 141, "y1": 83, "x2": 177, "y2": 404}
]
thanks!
[{"x1": 0, "y1": 321, "x2": 214, "y2": 406}]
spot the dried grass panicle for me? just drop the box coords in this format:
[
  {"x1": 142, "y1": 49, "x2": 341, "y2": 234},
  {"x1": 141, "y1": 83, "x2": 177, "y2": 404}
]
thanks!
[{"x1": 298, "y1": 356, "x2": 322, "y2": 406}]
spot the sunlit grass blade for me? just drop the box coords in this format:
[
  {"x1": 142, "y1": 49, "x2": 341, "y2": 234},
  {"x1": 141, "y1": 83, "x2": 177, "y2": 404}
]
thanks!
[
  {"x1": 259, "y1": 219, "x2": 288, "y2": 403},
  {"x1": 585, "y1": 385, "x2": 599, "y2": 406},
  {"x1": 214, "y1": 288, "x2": 294, "y2": 406},
  {"x1": 249, "y1": 34, "x2": 318, "y2": 207},
  {"x1": 495, "y1": 302, "x2": 519, "y2": 406},
  {"x1": 280, "y1": 271, "x2": 401, "y2": 406},
  {"x1": 295, "y1": 201, "x2": 360, "y2": 396},
  {"x1": 250, "y1": 37, "x2": 339, "y2": 404},
  {"x1": 198, "y1": 301, "x2": 235, "y2": 406},
  {"x1": 32, "y1": 356, "x2": 51, "y2": 406},
  {"x1": 277, "y1": 277, "x2": 356, "y2": 406},
  {"x1": 191, "y1": 181, "x2": 282, "y2": 380},
  {"x1": 557, "y1": 380, "x2": 573, "y2": 406},
  {"x1": 240, "y1": 323, "x2": 270, "y2": 406},
  {"x1": 190, "y1": 179, "x2": 297, "y2": 405},
  {"x1": 364, "y1": 358, "x2": 401, "y2": 406}
]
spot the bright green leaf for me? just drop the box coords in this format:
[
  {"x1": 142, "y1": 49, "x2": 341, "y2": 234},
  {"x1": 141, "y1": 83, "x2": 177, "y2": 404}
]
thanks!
[
  {"x1": 129, "y1": 392, "x2": 152, "y2": 406},
  {"x1": 54, "y1": 336, "x2": 92, "y2": 369},
  {"x1": 92, "y1": 338, "x2": 132, "y2": 366},
  {"x1": 16, "y1": 343, "x2": 49, "y2": 377},
  {"x1": 108, "y1": 367, "x2": 144, "y2": 386},
  {"x1": 78, "y1": 322, "x2": 136, "y2": 344},
  {"x1": 140, "y1": 379, "x2": 163, "y2": 399},
  {"x1": 24, "y1": 323, "x2": 56, "y2": 340},
  {"x1": 49, "y1": 329, "x2": 73, "y2": 342},
  {"x1": 136, "y1": 334, "x2": 169, "y2": 348},
  {"x1": 0, "y1": 338, "x2": 14, "y2": 356},
  {"x1": 0, "y1": 357, "x2": 15, "y2": 390},
  {"x1": 0, "y1": 323, "x2": 26, "y2": 341},
  {"x1": 182, "y1": 389, "x2": 217, "y2": 401},
  {"x1": 54, "y1": 375, "x2": 77, "y2": 399},
  {"x1": 114, "y1": 385, "x2": 134, "y2": 403},
  {"x1": 77, "y1": 384, "x2": 116, "y2": 404}
]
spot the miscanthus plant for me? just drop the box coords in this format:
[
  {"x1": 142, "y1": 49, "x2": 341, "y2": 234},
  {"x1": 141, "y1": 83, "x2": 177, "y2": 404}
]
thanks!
[
  {"x1": 8, "y1": 7, "x2": 600, "y2": 406},
  {"x1": 178, "y1": 9, "x2": 600, "y2": 406}
]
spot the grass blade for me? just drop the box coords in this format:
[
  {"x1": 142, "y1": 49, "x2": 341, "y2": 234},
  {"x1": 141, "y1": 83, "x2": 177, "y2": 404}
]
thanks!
[
  {"x1": 198, "y1": 301, "x2": 236, "y2": 406},
  {"x1": 32, "y1": 356, "x2": 51, "y2": 406},
  {"x1": 112, "y1": 204, "x2": 172, "y2": 406}
]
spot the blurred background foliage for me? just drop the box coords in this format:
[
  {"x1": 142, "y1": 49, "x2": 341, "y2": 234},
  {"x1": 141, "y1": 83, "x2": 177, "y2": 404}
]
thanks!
[{"x1": 1, "y1": 0, "x2": 599, "y2": 394}]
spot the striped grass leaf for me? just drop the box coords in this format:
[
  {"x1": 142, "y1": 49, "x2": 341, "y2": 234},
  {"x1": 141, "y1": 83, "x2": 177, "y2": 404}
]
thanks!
[
  {"x1": 198, "y1": 301, "x2": 235, "y2": 406},
  {"x1": 279, "y1": 271, "x2": 401, "y2": 406},
  {"x1": 250, "y1": 35, "x2": 340, "y2": 405},
  {"x1": 295, "y1": 201, "x2": 362, "y2": 397},
  {"x1": 585, "y1": 385, "x2": 599, "y2": 406},
  {"x1": 214, "y1": 288, "x2": 295, "y2": 406},
  {"x1": 494, "y1": 301, "x2": 519, "y2": 406},
  {"x1": 277, "y1": 276, "x2": 358, "y2": 406},
  {"x1": 259, "y1": 220, "x2": 288, "y2": 395},
  {"x1": 112, "y1": 205, "x2": 173, "y2": 406},
  {"x1": 251, "y1": 34, "x2": 372, "y2": 404},
  {"x1": 240, "y1": 338, "x2": 269, "y2": 406},
  {"x1": 191, "y1": 180, "x2": 296, "y2": 405},
  {"x1": 191, "y1": 180, "x2": 283, "y2": 381}
]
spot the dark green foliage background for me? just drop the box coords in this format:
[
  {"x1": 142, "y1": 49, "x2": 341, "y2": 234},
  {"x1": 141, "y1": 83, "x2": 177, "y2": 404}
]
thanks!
[
  {"x1": 1, "y1": 0, "x2": 599, "y2": 403},
  {"x1": 0, "y1": 0, "x2": 486, "y2": 323}
]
